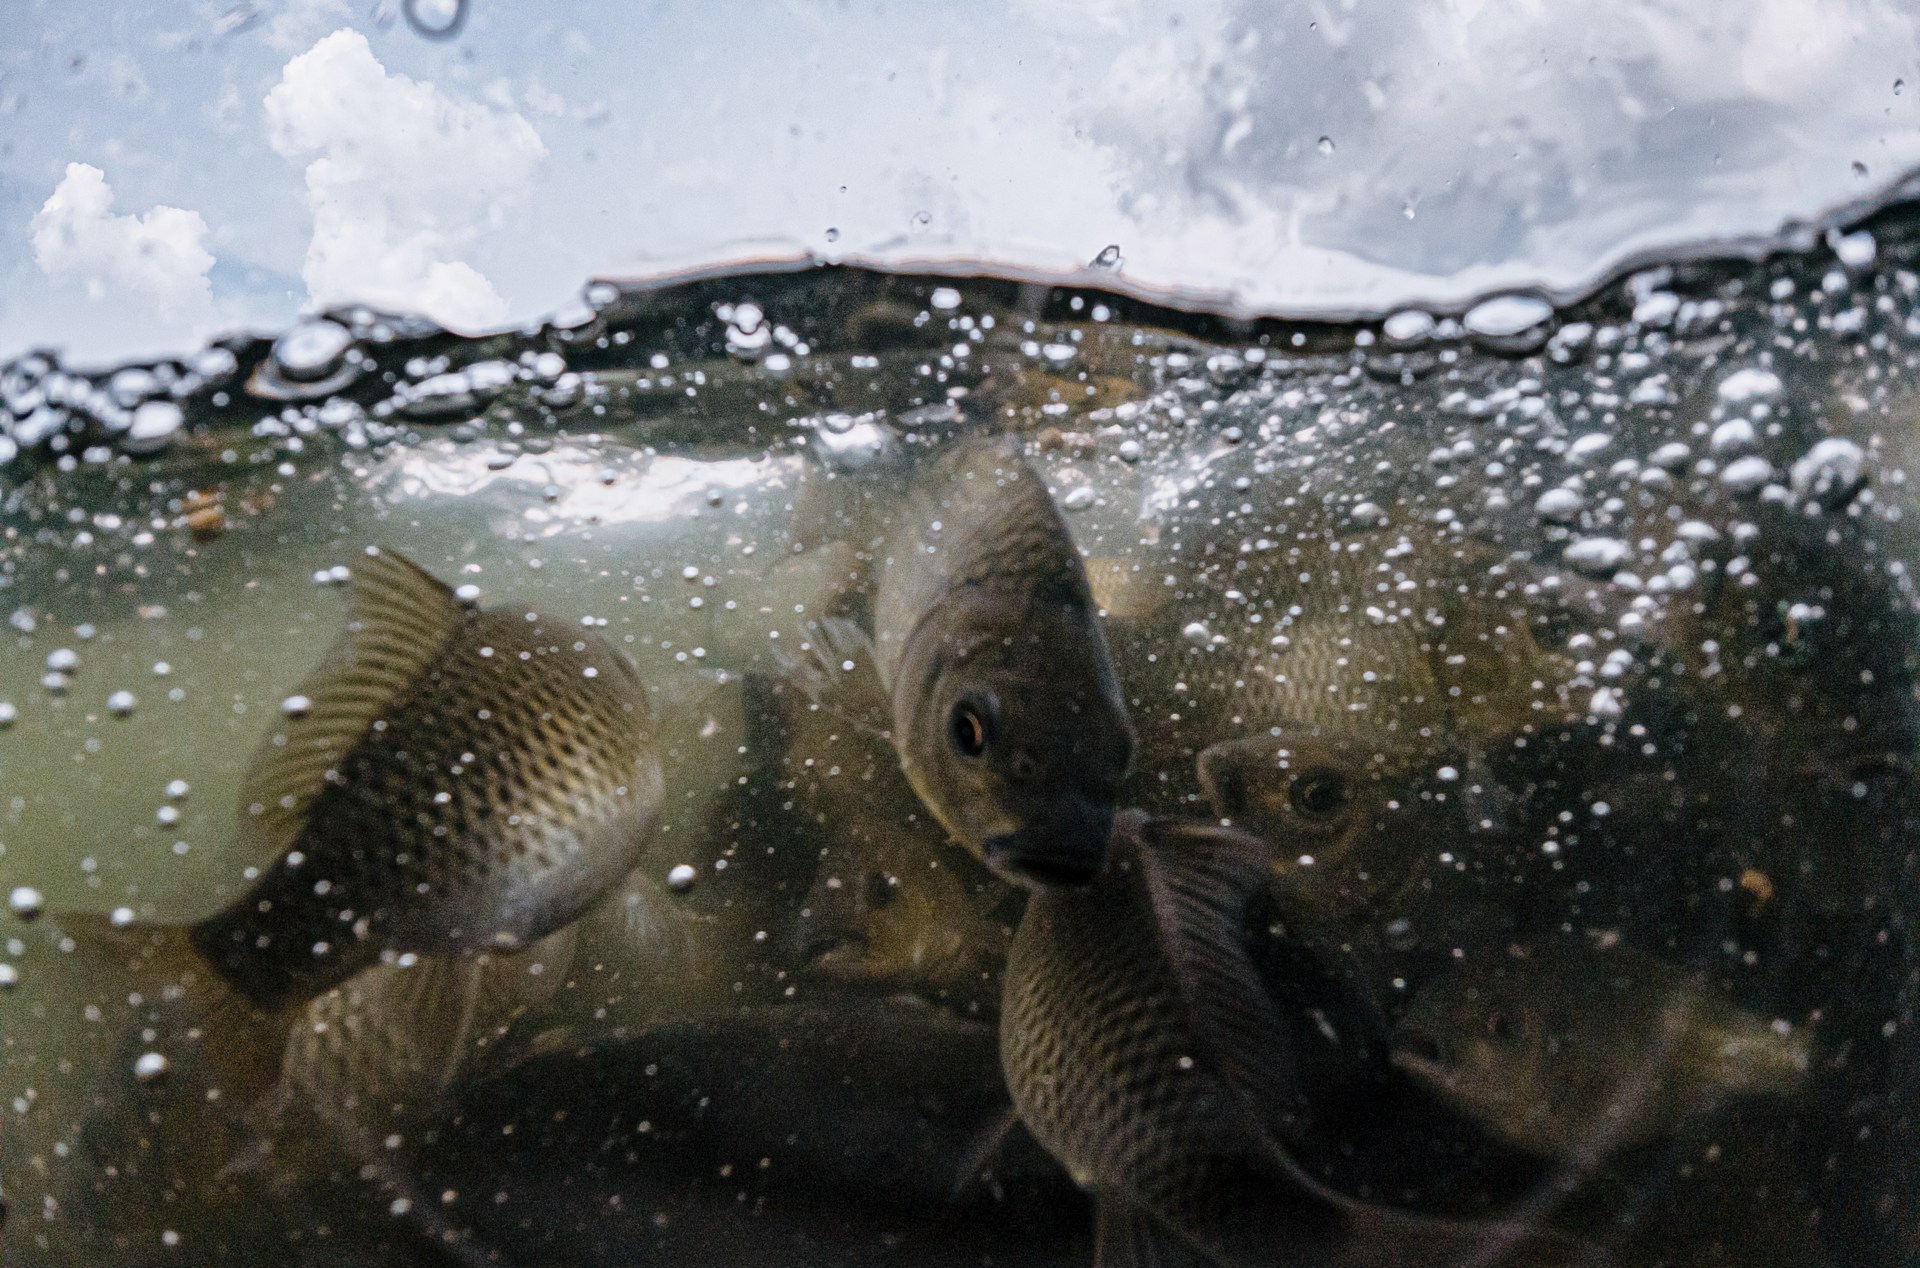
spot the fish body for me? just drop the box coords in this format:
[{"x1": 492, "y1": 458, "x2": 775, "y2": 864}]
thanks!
[
  {"x1": 794, "y1": 436, "x2": 1134, "y2": 887},
  {"x1": 1001, "y1": 811, "x2": 1591, "y2": 1268},
  {"x1": 1391, "y1": 945, "x2": 1813, "y2": 1159},
  {"x1": 179, "y1": 546, "x2": 661, "y2": 1011}
]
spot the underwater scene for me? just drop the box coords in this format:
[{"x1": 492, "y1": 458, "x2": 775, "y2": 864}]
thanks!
[{"x1": 3, "y1": 195, "x2": 1920, "y2": 1267}]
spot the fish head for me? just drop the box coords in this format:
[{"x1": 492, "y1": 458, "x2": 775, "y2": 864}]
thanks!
[
  {"x1": 893, "y1": 588, "x2": 1133, "y2": 888},
  {"x1": 1391, "y1": 972, "x2": 1553, "y2": 1125},
  {"x1": 1197, "y1": 729, "x2": 1467, "y2": 865}
]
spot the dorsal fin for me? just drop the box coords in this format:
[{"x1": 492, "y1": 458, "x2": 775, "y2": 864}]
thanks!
[
  {"x1": 1131, "y1": 816, "x2": 1307, "y2": 1151},
  {"x1": 235, "y1": 546, "x2": 466, "y2": 854}
]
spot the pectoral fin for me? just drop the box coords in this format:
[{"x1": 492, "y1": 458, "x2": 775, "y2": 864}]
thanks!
[
  {"x1": 1132, "y1": 815, "x2": 1305, "y2": 1147},
  {"x1": 769, "y1": 611, "x2": 894, "y2": 738}
]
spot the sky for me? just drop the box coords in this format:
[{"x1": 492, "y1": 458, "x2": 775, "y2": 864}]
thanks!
[{"x1": 3, "y1": 0, "x2": 1919, "y2": 365}]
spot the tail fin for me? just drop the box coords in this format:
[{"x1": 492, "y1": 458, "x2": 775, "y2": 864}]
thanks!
[{"x1": 56, "y1": 910, "x2": 292, "y2": 1102}]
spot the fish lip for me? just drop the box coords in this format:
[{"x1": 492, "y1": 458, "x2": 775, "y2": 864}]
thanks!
[{"x1": 981, "y1": 801, "x2": 1114, "y2": 888}]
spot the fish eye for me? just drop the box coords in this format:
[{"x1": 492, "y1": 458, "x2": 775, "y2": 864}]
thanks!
[
  {"x1": 1288, "y1": 766, "x2": 1350, "y2": 820},
  {"x1": 948, "y1": 694, "x2": 996, "y2": 758}
]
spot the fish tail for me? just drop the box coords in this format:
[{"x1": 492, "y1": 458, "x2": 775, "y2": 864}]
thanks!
[
  {"x1": 187, "y1": 899, "x2": 378, "y2": 1013},
  {"x1": 55, "y1": 910, "x2": 295, "y2": 1105}
]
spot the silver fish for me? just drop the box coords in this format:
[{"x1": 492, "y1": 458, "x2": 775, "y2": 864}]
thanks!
[
  {"x1": 795, "y1": 436, "x2": 1134, "y2": 886},
  {"x1": 1392, "y1": 945, "x2": 1813, "y2": 1159},
  {"x1": 1001, "y1": 811, "x2": 1597, "y2": 1268},
  {"x1": 77, "y1": 546, "x2": 663, "y2": 1015}
]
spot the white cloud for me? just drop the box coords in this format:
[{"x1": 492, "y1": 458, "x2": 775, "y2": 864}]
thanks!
[
  {"x1": 30, "y1": 162, "x2": 216, "y2": 319},
  {"x1": 263, "y1": 29, "x2": 546, "y2": 330}
]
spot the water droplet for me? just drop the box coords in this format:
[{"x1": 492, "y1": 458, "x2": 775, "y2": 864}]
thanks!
[
  {"x1": 1060, "y1": 485, "x2": 1097, "y2": 511},
  {"x1": 1790, "y1": 437, "x2": 1868, "y2": 509},
  {"x1": 1566, "y1": 433, "x2": 1612, "y2": 462},
  {"x1": 1350, "y1": 501, "x2": 1386, "y2": 527},
  {"x1": 1317, "y1": 136, "x2": 1334, "y2": 156},
  {"x1": 404, "y1": 0, "x2": 467, "y2": 39},
  {"x1": 272, "y1": 320, "x2": 354, "y2": 383},
  {"x1": 1563, "y1": 537, "x2": 1632, "y2": 577},
  {"x1": 110, "y1": 906, "x2": 136, "y2": 926},
  {"x1": 1647, "y1": 442, "x2": 1692, "y2": 471},
  {"x1": 46, "y1": 648, "x2": 78, "y2": 672},
  {"x1": 1853, "y1": 160, "x2": 1870, "y2": 178},
  {"x1": 1182, "y1": 622, "x2": 1214, "y2": 647},
  {"x1": 1382, "y1": 310, "x2": 1434, "y2": 343},
  {"x1": 165, "y1": 780, "x2": 190, "y2": 800},
  {"x1": 1463, "y1": 294, "x2": 1552, "y2": 339},
  {"x1": 1089, "y1": 244, "x2": 1123, "y2": 270},
  {"x1": 0, "y1": 963, "x2": 16, "y2": 990},
  {"x1": 1117, "y1": 439, "x2": 1143, "y2": 462},
  {"x1": 281, "y1": 694, "x2": 314, "y2": 718},
  {"x1": 107, "y1": 690, "x2": 137, "y2": 717},
  {"x1": 132, "y1": 1051, "x2": 170, "y2": 1084},
  {"x1": 124, "y1": 400, "x2": 183, "y2": 454},
  {"x1": 1718, "y1": 455, "x2": 1775, "y2": 495},
  {"x1": 0, "y1": 702, "x2": 15, "y2": 729},
  {"x1": 666, "y1": 864, "x2": 697, "y2": 892},
  {"x1": 911, "y1": 211, "x2": 932, "y2": 228},
  {"x1": 1533, "y1": 488, "x2": 1585, "y2": 522},
  {"x1": 929, "y1": 288, "x2": 962, "y2": 311},
  {"x1": 1898, "y1": 78, "x2": 1906, "y2": 95},
  {"x1": 1831, "y1": 230, "x2": 1877, "y2": 270},
  {"x1": 8, "y1": 887, "x2": 44, "y2": 920},
  {"x1": 824, "y1": 227, "x2": 840, "y2": 242},
  {"x1": 1589, "y1": 687, "x2": 1625, "y2": 721}
]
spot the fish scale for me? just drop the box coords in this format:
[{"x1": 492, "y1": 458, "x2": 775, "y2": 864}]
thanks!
[
  {"x1": 185, "y1": 547, "x2": 663, "y2": 1012},
  {"x1": 1002, "y1": 811, "x2": 1596, "y2": 1268}
]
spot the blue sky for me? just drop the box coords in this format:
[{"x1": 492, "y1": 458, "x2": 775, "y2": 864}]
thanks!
[{"x1": 4, "y1": 0, "x2": 1919, "y2": 365}]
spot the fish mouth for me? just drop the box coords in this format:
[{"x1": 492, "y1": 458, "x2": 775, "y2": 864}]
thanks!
[{"x1": 981, "y1": 800, "x2": 1115, "y2": 888}]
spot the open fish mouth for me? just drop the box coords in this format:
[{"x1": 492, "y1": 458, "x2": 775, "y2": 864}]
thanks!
[{"x1": 981, "y1": 799, "x2": 1115, "y2": 888}]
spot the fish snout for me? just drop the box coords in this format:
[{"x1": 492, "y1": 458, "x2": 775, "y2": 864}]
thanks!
[{"x1": 981, "y1": 798, "x2": 1115, "y2": 887}]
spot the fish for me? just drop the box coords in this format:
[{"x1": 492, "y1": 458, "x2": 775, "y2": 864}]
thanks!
[
  {"x1": 1000, "y1": 810, "x2": 1598, "y2": 1268},
  {"x1": 767, "y1": 674, "x2": 1016, "y2": 1009},
  {"x1": 67, "y1": 545, "x2": 664, "y2": 1015},
  {"x1": 1196, "y1": 727, "x2": 1515, "y2": 948},
  {"x1": 1122, "y1": 530, "x2": 1577, "y2": 796},
  {"x1": 790, "y1": 436, "x2": 1134, "y2": 887},
  {"x1": 1391, "y1": 944, "x2": 1814, "y2": 1160}
]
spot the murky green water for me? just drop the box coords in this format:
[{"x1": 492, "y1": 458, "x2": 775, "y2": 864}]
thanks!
[{"x1": 3, "y1": 215, "x2": 1919, "y2": 1265}]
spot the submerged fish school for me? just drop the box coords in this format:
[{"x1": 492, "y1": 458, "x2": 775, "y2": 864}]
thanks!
[{"x1": 8, "y1": 241, "x2": 1915, "y2": 1266}]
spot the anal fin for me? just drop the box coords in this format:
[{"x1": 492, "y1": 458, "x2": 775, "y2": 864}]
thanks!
[{"x1": 1096, "y1": 1198, "x2": 1216, "y2": 1268}]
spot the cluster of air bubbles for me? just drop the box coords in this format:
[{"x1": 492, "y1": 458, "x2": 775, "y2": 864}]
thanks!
[
  {"x1": 1, "y1": 346, "x2": 234, "y2": 463},
  {"x1": 375, "y1": 359, "x2": 517, "y2": 423},
  {"x1": 716, "y1": 301, "x2": 808, "y2": 373}
]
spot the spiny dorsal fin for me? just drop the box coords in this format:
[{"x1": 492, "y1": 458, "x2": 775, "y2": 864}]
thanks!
[
  {"x1": 1131, "y1": 815, "x2": 1307, "y2": 1153},
  {"x1": 235, "y1": 546, "x2": 466, "y2": 854}
]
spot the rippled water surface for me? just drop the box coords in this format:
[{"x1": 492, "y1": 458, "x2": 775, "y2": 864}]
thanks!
[{"x1": 3, "y1": 205, "x2": 1920, "y2": 1266}]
